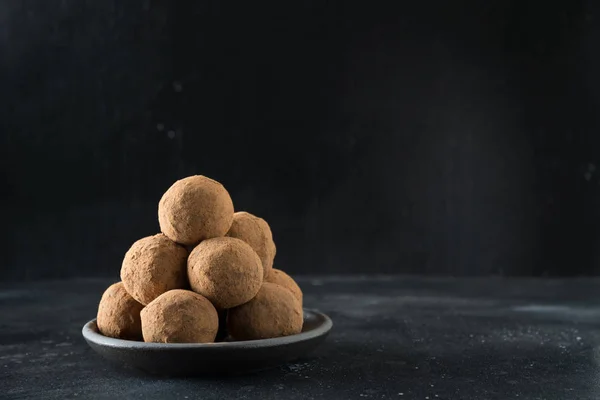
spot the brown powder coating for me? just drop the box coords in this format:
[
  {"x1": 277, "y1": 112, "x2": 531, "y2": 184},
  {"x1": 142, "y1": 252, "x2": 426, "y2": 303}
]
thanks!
[
  {"x1": 226, "y1": 211, "x2": 276, "y2": 278},
  {"x1": 120, "y1": 233, "x2": 188, "y2": 305},
  {"x1": 141, "y1": 289, "x2": 218, "y2": 343},
  {"x1": 158, "y1": 175, "x2": 234, "y2": 246},
  {"x1": 187, "y1": 237, "x2": 263, "y2": 309},
  {"x1": 265, "y1": 268, "x2": 303, "y2": 305},
  {"x1": 227, "y1": 282, "x2": 303, "y2": 340},
  {"x1": 97, "y1": 282, "x2": 144, "y2": 341}
]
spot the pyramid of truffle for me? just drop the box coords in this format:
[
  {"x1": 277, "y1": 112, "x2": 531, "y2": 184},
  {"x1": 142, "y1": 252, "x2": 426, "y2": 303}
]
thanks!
[
  {"x1": 120, "y1": 234, "x2": 188, "y2": 305},
  {"x1": 187, "y1": 237, "x2": 263, "y2": 309},
  {"x1": 94, "y1": 174, "x2": 311, "y2": 345},
  {"x1": 141, "y1": 289, "x2": 219, "y2": 343},
  {"x1": 227, "y1": 282, "x2": 303, "y2": 340},
  {"x1": 158, "y1": 175, "x2": 234, "y2": 246},
  {"x1": 265, "y1": 268, "x2": 303, "y2": 305},
  {"x1": 226, "y1": 211, "x2": 276, "y2": 278},
  {"x1": 97, "y1": 282, "x2": 144, "y2": 340}
]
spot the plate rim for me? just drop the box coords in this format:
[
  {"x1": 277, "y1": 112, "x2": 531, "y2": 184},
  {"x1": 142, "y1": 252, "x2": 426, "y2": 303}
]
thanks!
[{"x1": 82, "y1": 308, "x2": 333, "y2": 350}]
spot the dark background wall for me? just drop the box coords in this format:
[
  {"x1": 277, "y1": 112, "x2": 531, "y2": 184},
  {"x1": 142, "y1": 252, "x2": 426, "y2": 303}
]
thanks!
[{"x1": 3, "y1": 0, "x2": 600, "y2": 280}]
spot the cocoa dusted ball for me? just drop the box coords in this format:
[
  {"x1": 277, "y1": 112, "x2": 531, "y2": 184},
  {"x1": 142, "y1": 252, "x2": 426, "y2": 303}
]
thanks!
[
  {"x1": 120, "y1": 234, "x2": 188, "y2": 305},
  {"x1": 187, "y1": 237, "x2": 263, "y2": 309},
  {"x1": 226, "y1": 211, "x2": 276, "y2": 278},
  {"x1": 141, "y1": 289, "x2": 219, "y2": 343},
  {"x1": 227, "y1": 282, "x2": 303, "y2": 340},
  {"x1": 265, "y1": 268, "x2": 303, "y2": 305},
  {"x1": 158, "y1": 175, "x2": 234, "y2": 246},
  {"x1": 97, "y1": 282, "x2": 144, "y2": 340}
]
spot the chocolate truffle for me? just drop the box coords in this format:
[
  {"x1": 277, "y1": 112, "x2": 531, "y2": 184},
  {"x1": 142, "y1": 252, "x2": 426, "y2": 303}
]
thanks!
[
  {"x1": 97, "y1": 282, "x2": 144, "y2": 340},
  {"x1": 226, "y1": 211, "x2": 276, "y2": 277},
  {"x1": 265, "y1": 268, "x2": 303, "y2": 305},
  {"x1": 120, "y1": 234, "x2": 188, "y2": 305},
  {"x1": 158, "y1": 175, "x2": 234, "y2": 246},
  {"x1": 141, "y1": 289, "x2": 219, "y2": 343},
  {"x1": 227, "y1": 282, "x2": 303, "y2": 340},
  {"x1": 187, "y1": 237, "x2": 263, "y2": 309}
]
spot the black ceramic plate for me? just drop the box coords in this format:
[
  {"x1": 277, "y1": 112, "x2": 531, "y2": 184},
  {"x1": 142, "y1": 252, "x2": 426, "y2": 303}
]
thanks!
[{"x1": 82, "y1": 309, "x2": 332, "y2": 376}]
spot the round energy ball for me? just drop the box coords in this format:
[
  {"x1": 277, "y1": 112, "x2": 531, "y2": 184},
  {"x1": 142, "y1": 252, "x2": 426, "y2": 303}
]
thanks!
[
  {"x1": 265, "y1": 268, "x2": 303, "y2": 305},
  {"x1": 141, "y1": 289, "x2": 219, "y2": 343},
  {"x1": 187, "y1": 237, "x2": 263, "y2": 309},
  {"x1": 158, "y1": 175, "x2": 234, "y2": 246},
  {"x1": 227, "y1": 282, "x2": 303, "y2": 340},
  {"x1": 97, "y1": 282, "x2": 144, "y2": 341},
  {"x1": 121, "y1": 234, "x2": 188, "y2": 305},
  {"x1": 226, "y1": 211, "x2": 276, "y2": 277}
]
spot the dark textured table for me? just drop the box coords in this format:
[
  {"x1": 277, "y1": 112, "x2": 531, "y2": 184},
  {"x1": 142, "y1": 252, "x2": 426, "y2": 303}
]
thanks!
[{"x1": 2, "y1": 276, "x2": 600, "y2": 399}]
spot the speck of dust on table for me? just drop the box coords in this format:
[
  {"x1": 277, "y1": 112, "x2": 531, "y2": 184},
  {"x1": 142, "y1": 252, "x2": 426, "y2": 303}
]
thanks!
[{"x1": 2, "y1": 276, "x2": 600, "y2": 399}]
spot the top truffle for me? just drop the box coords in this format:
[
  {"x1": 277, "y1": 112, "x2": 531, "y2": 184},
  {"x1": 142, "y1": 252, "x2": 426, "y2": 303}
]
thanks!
[
  {"x1": 158, "y1": 175, "x2": 234, "y2": 246},
  {"x1": 226, "y1": 211, "x2": 276, "y2": 278}
]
